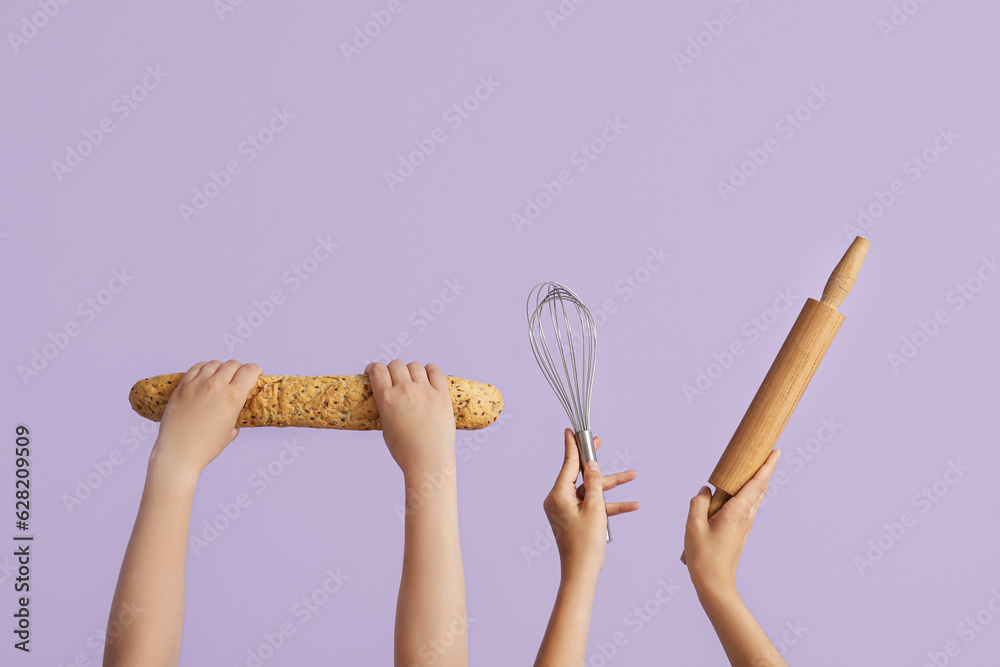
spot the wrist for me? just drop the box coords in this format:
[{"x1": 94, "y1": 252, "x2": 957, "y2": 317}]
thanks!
[
  {"x1": 692, "y1": 574, "x2": 739, "y2": 605},
  {"x1": 401, "y1": 455, "x2": 457, "y2": 487},
  {"x1": 401, "y1": 459, "x2": 457, "y2": 510},
  {"x1": 148, "y1": 441, "x2": 202, "y2": 491},
  {"x1": 559, "y1": 560, "x2": 601, "y2": 589}
]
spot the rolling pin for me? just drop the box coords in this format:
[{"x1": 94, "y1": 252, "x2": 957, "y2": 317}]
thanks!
[{"x1": 681, "y1": 236, "x2": 869, "y2": 564}]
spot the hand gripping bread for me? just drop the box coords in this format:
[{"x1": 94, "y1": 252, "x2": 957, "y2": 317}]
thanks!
[{"x1": 129, "y1": 373, "x2": 503, "y2": 430}]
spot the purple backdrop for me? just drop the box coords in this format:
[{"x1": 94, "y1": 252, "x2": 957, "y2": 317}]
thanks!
[{"x1": 4, "y1": 0, "x2": 999, "y2": 665}]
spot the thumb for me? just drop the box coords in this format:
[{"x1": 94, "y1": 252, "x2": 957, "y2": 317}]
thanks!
[
  {"x1": 581, "y1": 460, "x2": 606, "y2": 512},
  {"x1": 554, "y1": 428, "x2": 582, "y2": 488},
  {"x1": 686, "y1": 485, "x2": 712, "y2": 528}
]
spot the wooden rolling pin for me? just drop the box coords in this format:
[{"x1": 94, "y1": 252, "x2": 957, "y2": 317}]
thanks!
[
  {"x1": 130, "y1": 373, "x2": 503, "y2": 430},
  {"x1": 681, "y1": 236, "x2": 869, "y2": 564}
]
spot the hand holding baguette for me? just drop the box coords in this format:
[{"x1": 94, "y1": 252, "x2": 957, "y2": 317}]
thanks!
[{"x1": 130, "y1": 371, "x2": 503, "y2": 430}]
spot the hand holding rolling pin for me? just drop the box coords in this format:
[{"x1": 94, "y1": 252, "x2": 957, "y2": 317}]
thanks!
[
  {"x1": 679, "y1": 236, "x2": 868, "y2": 667},
  {"x1": 682, "y1": 235, "x2": 869, "y2": 564},
  {"x1": 684, "y1": 450, "x2": 791, "y2": 667},
  {"x1": 684, "y1": 449, "x2": 780, "y2": 592}
]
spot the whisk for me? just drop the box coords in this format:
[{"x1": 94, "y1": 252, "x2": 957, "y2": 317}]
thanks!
[{"x1": 526, "y1": 281, "x2": 611, "y2": 542}]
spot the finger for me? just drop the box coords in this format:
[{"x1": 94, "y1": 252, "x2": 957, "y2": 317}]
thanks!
[
  {"x1": 386, "y1": 359, "x2": 410, "y2": 386},
  {"x1": 365, "y1": 362, "x2": 392, "y2": 396},
  {"x1": 178, "y1": 361, "x2": 209, "y2": 386},
  {"x1": 581, "y1": 460, "x2": 606, "y2": 513},
  {"x1": 229, "y1": 427, "x2": 240, "y2": 443},
  {"x1": 745, "y1": 449, "x2": 781, "y2": 514},
  {"x1": 406, "y1": 361, "x2": 429, "y2": 384},
  {"x1": 577, "y1": 469, "x2": 637, "y2": 499},
  {"x1": 606, "y1": 500, "x2": 640, "y2": 517},
  {"x1": 734, "y1": 449, "x2": 781, "y2": 511},
  {"x1": 214, "y1": 359, "x2": 243, "y2": 383},
  {"x1": 601, "y1": 469, "x2": 636, "y2": 492},
  {"x1": 554, "y1": 428, "x2": 582, "y2": 488},
  {"x1": 686, "y1": 485, "x2": 712, "y2": 530},
  {"x1": 425, "y1": 363, "x2": 449, "y2": 392},
  {"x1": 196, "y1": 360, "x2": 223, "y2": 377},
  {"x1": 594, "y1": 435, "x2": 601, "y2": 452},
  {"x1": 232, "y1": 363, "x2": 263, "y2": 391}
]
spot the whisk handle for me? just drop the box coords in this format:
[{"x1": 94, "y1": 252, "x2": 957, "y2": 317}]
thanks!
[{"x1": 575, "y1": 430, "x2": 612, "y2": 543}]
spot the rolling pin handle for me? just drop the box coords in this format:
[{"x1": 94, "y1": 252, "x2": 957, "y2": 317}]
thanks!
[{"x1": 821, "y1": 236, "x2": 870, "y2": 309}]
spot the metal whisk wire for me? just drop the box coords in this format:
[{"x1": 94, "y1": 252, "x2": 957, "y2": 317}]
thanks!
[
  {"x1": 527, "y1": 283, "x2": 595, "y2": 432},
  {"x1": 527, "y1": 281, "x2": 611, "y2": 542}
]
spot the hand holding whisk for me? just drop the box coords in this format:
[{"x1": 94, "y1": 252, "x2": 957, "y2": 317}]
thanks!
[{"x1": 527, "y1": 281, "x2": 611, "y2": 542}]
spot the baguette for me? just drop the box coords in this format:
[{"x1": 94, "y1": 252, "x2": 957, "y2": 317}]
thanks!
[{"x1": 129, "y1": 373, "x2": 503, "y2": 430}]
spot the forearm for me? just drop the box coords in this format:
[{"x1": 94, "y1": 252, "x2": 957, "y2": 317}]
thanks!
[
  {"x1": 534, "y1": 569, "x2": 600, "y2": 667},
  {"x1": 396, "y1": 461, "x2": 468, "y2": 666},
  {"x1": 694, "y1": 582, "x2": 787, "y2": 667},
  {"x1": 104, "y1": 447, "x2": 199, "y2": 667}
]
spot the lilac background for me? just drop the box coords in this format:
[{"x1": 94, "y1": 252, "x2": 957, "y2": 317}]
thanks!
[{"x1": 4, "y1": 0, "x2": 1000, "y2": 665}]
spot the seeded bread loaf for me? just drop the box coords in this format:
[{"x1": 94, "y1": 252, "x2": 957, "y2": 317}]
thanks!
[{"x1": 129, "y1": 373, "x2": 503, "y2": 430}]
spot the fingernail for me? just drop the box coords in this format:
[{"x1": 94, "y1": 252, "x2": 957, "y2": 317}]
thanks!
[{"x1": 586, "y1": 461, "x2": 599, "y2": 472}]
